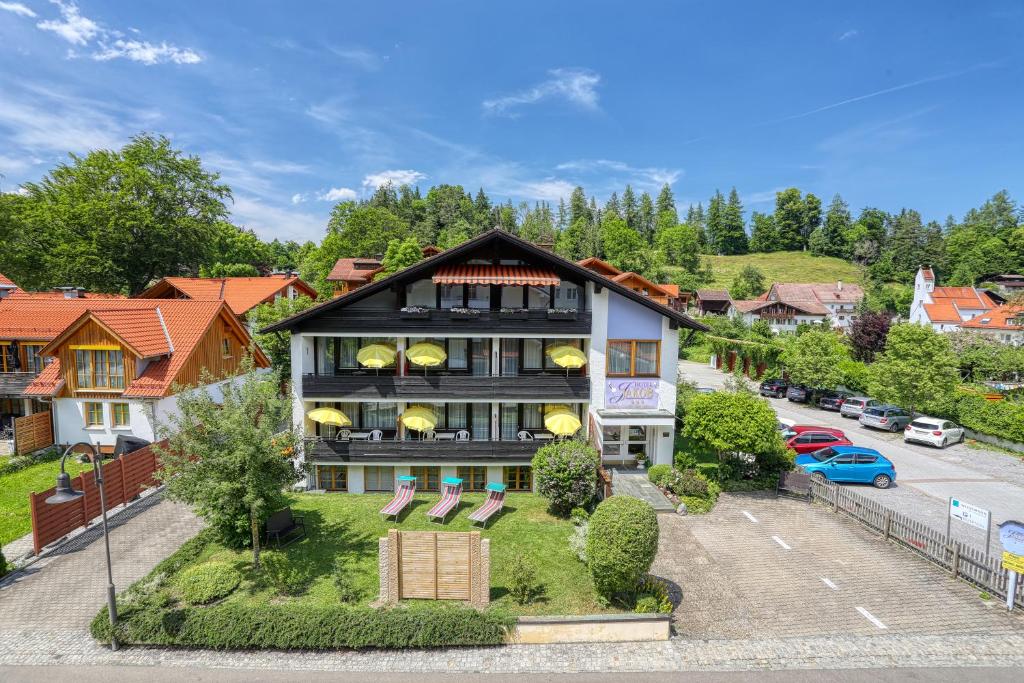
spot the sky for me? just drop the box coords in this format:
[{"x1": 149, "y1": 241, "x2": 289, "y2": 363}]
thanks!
[{"x1": 1, "y1": 1, "x2": 1022, "y2": 243}]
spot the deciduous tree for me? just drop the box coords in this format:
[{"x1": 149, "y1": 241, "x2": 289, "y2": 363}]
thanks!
[
  {"x1": 867, "y1": 324, "x2": 959, "y2": 417},
  {"x1": 780, "y1": 328, "x2": 849, "y2": 389}
]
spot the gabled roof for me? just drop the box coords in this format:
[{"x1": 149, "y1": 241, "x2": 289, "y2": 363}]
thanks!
[
  {"x1": 327, "y1": 257, "x2": 382, "y2": 282},
  {"x1": 0, "y1": 273, "x2": 16, "y2": 288},
  {"x1": 733, "y1": 299, "x2": 828, "y2": 316},
  {"x1": 923, "y1": 301, "x2": 964, "y2": 324},
  {"x1": 24, "y1": 300, "x2": 269, "y2": 399},
  {"x1": 262, "y1": 229, "x2": 708, "y2": 333},
  {"x1": 0, "y1": 298, "x2": 108, "y2": 341},
  {"x1": 920, "y1": 266, "x2": 935, "y2": 281},
  {"x1": 931, "y1": 286, "x2": 990, "y2": 310},
  {"x1": 960, "y1": 306, "x2": 1024, "y2": 331},
  {"x1": 577, "y1": 257, "x2": 622, "y2": 278},
  {"x1": 768, "y1": 282, "x2": 863, "y2": 306},
  {"x1": 137, "y1": 275, "x2": 317, "y2": 316},
  {"x1": 696, "y1": 289, "x2": 732, "y2": 302}
]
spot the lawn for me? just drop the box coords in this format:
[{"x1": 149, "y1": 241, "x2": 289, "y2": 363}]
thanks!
[
  {"x1": 167, "y1": 492, "x2": 612, "y2": 616},
  {"x1": 668, "y1": 251, "x2": 864, "y2": 290},
  {"x1": 0, "y1": 457, "x2": 92, "y2": 546}
]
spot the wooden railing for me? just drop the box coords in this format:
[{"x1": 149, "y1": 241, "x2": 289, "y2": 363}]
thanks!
[
  {"x1": 305, "y1": 437, "x2": 543, "y2": 462},
  {"x1": 303, "y1": 373, "x2": 590, "y2": 400}
]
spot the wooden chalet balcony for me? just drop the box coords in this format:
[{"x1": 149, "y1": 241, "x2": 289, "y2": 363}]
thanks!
[
  {"x1": 298, "y1": 307, "x2": 592, "y2": 334},
  {"x1": 0, "y1": 372, "x2": 37, "y2": 396},
  {"x1": 304, "y1": 437, "x2": 543, "y2": 463},
  {"x1": 302, "y1": 373, "x2": 590, "y2": 401}
]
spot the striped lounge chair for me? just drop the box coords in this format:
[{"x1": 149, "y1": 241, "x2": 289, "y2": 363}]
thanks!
[
  {"x1": 468, "y1": 482, "x2": 506, "y2": 528},
  {"x1": 426, "y1": 477, "x2": 463, "y2": 524},
  {"x1": 380, "y1": 475, "x2": 417, "y2": 521}
]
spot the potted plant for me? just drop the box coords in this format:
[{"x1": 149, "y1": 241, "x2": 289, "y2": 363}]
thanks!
[
  {"x1": 499, "y1": 307, "x2": 529, "y2": 320},
  {"x1": 400, "y1": 306, "x2": 430, "y2": 320},
  {"x1": 547, "y1": 307, "x2": 578, "y2": 321},
  {"x1": 449, "y1": 307, "x2": 480, "y2": 320},
  {"x1": 634, "y1": 452, "x2": 648, "y2": 470}
]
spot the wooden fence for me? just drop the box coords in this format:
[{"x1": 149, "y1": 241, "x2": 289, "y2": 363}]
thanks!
[
  {"x1": 14, "y1": 411, "x2": 53, "y2": 455},
  {"x1": 29, "y1": 441, "x2": 165, "y2": 555},
  {"x1": 809, "y1": 479, "x2": 1024, "y2": 608}
]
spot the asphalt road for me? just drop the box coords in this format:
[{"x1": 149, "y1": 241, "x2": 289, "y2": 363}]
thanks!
[
  {"x1": 678, "y1": 360, "x2": 1024, "y2": 548},
  {"x1": 2, "y1": 665, "x2": 1022, "y2": 682}
]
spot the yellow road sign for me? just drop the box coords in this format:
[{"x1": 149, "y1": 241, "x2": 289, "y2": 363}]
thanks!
[{"x1": 1002, "y1": 551, "x2": 1024, "y2": 574}]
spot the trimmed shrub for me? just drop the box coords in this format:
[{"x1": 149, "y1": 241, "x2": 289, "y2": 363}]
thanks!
[
  {"x1": 91, "y1": 602, "x2": 513, "y2": 649},
  {"x1": 675, "y1": 469, "x2": 709, "y2": 497},
  {"x1": 0, "y1": 447, "x2": 62, "y2": 476},
  {"x1": 569, "y1": 507, "x2": 590, "y2": 526},
  {"x1": 177, "y1": 562, "x2": 241, "y2": 605},
  {"x1": 531, "y1": 440, "x2": 600, "y2": 516},
  {"x1": 506, "y1": 552, "x2": 542, "y2": 605},
  {"x1": 585, "y1": 496, "x2": 659, "y2": 600},
  {"x1": 260, "y1": 552, "x2": 311, "y2": 597},
  {"x1": 646, "y1": 464, "x2": 672, "y2": 488}
]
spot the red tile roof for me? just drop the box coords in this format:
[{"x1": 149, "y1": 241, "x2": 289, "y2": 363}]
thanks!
[
  {"x1": 0, "y1": 299, "x2": 107, "y2": 340},
  {"x1": 961, "y1": 306, "x2": 1024, "y2": 331},
  {"x1": 90, "y1": 308, "x2": 171, "y2": 357},
  {"x1": 769, "y1": 282, "x2": 864, "y2": 306},
  {"x1": 22, "y1": 362, "x2": 63, "y2": 396},
  {"x1": 0, "y1": 273, "x2": 16, "y2": 288},
  {"x1": 137, "y1": 275, "x2": 317, "y2": 316},
  {"x1": 577, "y1": 257, "x2": 622, "y2": 277},
  {"x1": 923, "y1": 301, "x2": 963, "y2": 324},
  {"x1": 921, "y1": 267, "x2": 935, "y2": 281},
  {"x1": 432, "y1": 264, "x2": 560, "y2": 286},
  {"x1": 931, "y1": 286, "x2": 989, "y2": 310},
  {"x1": 327, "y1": 258, "x2": 382, "y2": 282}
]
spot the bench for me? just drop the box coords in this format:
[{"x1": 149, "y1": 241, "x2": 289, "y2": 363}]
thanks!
[{"x1": 266, "y1": 507, "x2": 306, "y2": 548}]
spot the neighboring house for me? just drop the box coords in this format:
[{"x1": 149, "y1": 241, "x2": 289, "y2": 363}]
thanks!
[
  {"x1": 327, "y1": 246, "x2": 444, "y2": 297},
  {"x1": 0, "y1": 273, "x2": 126, "y2": 302},
  {"x1": 21, "y1": 300, "x2": 269, "y2": 452},
  {"x1": 695, "y1": 289, "x2": 733, "y2": 315},
  {"x1": 732, "y1": 281, "x2": 864, "y2": 332},
  {"x1": 985, "y1": 274, "x2": 1024, "y2": 298},
  {"x1": 137, "y1": 274, "x2": 318, "y2": 319},
  {"x1": 576, "y1": 258, "x2": 688, "y2": 310},
  {"x1": 909, "y1": 266, "x2": 1003, "y2": 332},
  {"x1": 263, "y1": 229, "x2": 707, "y2": 494},
  {"x1": 960, "y1": 306, "x2": 1024, "y2": 346}
]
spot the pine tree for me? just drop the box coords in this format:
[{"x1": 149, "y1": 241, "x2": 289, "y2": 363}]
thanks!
[
  {"x1": 656, "y1": 183, "x2": 677, "y2": 224},
  {"x1": 569, "y1": 186, "x2": 591, "y2": 227},
  {"x1": 814, "y1": 194, "x2": 851, "y2": 257},
  {"x1": 622, "y1": 185, "x2": 638, "y2": 231},
  {"x1": 556, "y1": 198, "x2": 568, "y2": 232},
  {"x1": 718, "y1": 188, "x2": 748, "y2": 255},
  {"x1": 638, "y1": 192, "x2": 656, "y2": 243},
  {"x1": 604, "y1": 192, "x2": 622, "y2": 219},
  {"x1": 749, "y1": 211, "x2": 780, "y2": 252},
  {"x1": 706, "y1": 191, "x2": 725, "y2": 254},
  {"x1": 686, "y1": 203, "x2": 708, "y2": 251},
  {"x1": 774, "y1": 188, "x2": 807, "y2": 250},
  {"x1": 473, "y1": 188, "x2": 492, "y2": 230}
]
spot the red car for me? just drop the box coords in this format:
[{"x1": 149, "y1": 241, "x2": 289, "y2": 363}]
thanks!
[
  {"x1": 786, "y1": 430, "x2": 852, "y2": 454},
  {"x1": 782, "y1": 425, "x2": 846, "y2": 439}
]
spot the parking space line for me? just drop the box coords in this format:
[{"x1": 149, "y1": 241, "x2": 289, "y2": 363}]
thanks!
[
  {"x1": 742, "y1": 510, "x2": 759, "y2": 523},
  {"x1": 856, "y1": 606, "x2": 888, "y2": 629},
  {"x1": 771, "y1": 535, "x2": 791, "y2": 550},
  {"x1": 820, "y1": 577, "x2": 838, "y2": 590}
]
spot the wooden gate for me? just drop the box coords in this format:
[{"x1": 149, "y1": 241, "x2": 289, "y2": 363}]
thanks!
[
  {"x1": 381, "y1": 529, "x2": 489, "y2": 607},
  {"x1": 15, "y1": 411, "x2": 53, "y2": 455}
]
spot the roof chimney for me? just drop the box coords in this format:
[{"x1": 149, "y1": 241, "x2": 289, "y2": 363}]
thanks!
[
  {"x1": 57, "y1": 286, "x2": 82, "y2": 299},
  {"x1": 837, "y1": 280, "x2": 842, "y2": 291}
]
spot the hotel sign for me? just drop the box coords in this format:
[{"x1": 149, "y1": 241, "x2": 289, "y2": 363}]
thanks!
[{"x1": 606, "y1": 379, "x2": 659, "y2": 409}]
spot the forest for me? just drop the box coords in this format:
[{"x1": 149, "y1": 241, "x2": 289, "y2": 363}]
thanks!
[{"x1": 1, "y1": 134, "x2": 1021, "y2": 313}]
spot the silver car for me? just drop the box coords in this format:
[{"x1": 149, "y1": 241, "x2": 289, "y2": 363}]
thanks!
[
  {"x1": 859, "y1": 405, "x2": 912, "y2": 432},
  {"x1": 840, "y1": 397, "x2": 881, "y2": 419}
]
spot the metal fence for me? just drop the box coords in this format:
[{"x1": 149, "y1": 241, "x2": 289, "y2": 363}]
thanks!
[{"x1": 808, "y1": 479, "x2": 1024, "y2": 608}]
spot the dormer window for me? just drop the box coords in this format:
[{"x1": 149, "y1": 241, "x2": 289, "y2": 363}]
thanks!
[{"x1": 74, "y1": 347, "x2": 125, "y2": 389}]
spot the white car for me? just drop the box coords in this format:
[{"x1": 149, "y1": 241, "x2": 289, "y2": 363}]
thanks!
[
  {"x1": 777, "y1": 418, "x2": 795, "y2": 432},
  {"x1": 904, "y1": 417, "x2": 965, "y2": 448}
]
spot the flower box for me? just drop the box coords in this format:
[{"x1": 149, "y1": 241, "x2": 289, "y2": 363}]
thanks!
[
  {"x1": 547, "y1": 309, "x2": 578, "y2": 321},
  {"x1": 400, "y1": 307, "x2": 430, "y2": 320},
  {"x1": 499, "y1": 308, "x2": 529, "y2": 320},
  {"x1": 449, "y1": 307, "x2": 481, "y2": 320}
]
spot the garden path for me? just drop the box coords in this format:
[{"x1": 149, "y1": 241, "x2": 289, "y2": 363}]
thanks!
[{"x1": 610, "y1": 469, "x2": 676, "y2": 512}]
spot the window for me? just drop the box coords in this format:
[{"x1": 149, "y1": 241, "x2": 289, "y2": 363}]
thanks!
[
  {"x1": 23, "y1": 344, "x2": 45, "y2": 374},
  {"x1": 527, "y1": 285, "x2": 551, "y2": 309},
  {"x1": 607, "y1": 340, "x2": 660, "y2": 377},
  {"x1": 457, "y1": 466, "x2": 487, "y2": 492},
  {"x1": 405, "y1": 279, "x2": 435, "y2": 307},
  {"x1": 74, "y1": 348, "x2": 125, "y2": 389},
  {"x1": 110, "y1": 403, "x2": 130, "y2": 428},
  {"x1": 364, "y1": 466, "x2": 395, "y2": 492},
  {"x1": 504, "y1": 465, "x2": 532, "y2": 492},
  {"x1": 0, "y1": 343, "x2": 15, "y2": 372},
  {"x1": 222, "y1": 338, "x2": 232, "y2": 357},
  {"x1": 440, "y1": 284, "x2": 464, "y2": 309},
  {"x1": 84, "y1": 402, "x2": 104, "y2": 427},
  {"x1": 410, "y1": 466, "x2": 440, "y2": 492},
  {"x1": 854, "y1": 454, "x2": 878, "y2": 464},
  {"x1": 362, "y1": 402, "x2": 398, "y2": 430},
  {"x1": 317, "y1": 465, "x2": 347, "y2": 491}
]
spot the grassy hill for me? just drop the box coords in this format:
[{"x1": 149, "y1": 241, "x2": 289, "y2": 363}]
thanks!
[{"x1": 670, "y1": 251, "x2": 865, "y2": 290}]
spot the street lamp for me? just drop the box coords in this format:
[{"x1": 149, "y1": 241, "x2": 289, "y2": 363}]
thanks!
[{"x1": 46, "y1": 442, "x2": 119, "y2": 651}]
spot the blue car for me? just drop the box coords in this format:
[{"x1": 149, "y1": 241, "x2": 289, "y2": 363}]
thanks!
[{"x1": 796, "y1": 445, "x2": 896, "y2": 489}]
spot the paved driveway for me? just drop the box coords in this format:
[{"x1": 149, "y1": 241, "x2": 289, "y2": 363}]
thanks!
[
  {"x1": 678, "y1": 360, "x2": 1024, "y2": 548},
  {"x1": 653, "y1": 492, "x2": 1024, "y2": 639}
]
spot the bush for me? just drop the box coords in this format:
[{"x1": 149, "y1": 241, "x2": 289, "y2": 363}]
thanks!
[
  {"x1": 646, "y1": 464, "x2": 672, "y2": 488},
  {"x1": 568, "y1": 521, "x2": 589, "y2": 563},
  {"x1": 634, "y1": 596, "x2": 659, "y2": 613},
  {"x1": 569, "y1": 507, "x2": 590, "y2": 526},
  {"x1": 675, "y1": 469, "x2": 709, "y2": 497},
  {"x1": 91, "y1": 601, "x2": 513, "y2": 649},
  {"x1": 176, "y1": 562, "x2": 241, "y2": 605},
  {"x1": 0, "y1": 447, "x2": 62, "y2": 476},
  {"x1": 634, "y1": 576, "x2": 673, "y2": 614},
  {"x1": 585, "y1": 496, "x2": 659, "y2": 600},
  {"x1": 260, "y1": 552, "x2": 310, "y2": 597},
  {"x1": 506, "y1": 552, "x2": 542, "y2": 605},
  {"x1": 531, "y1": 440, "x2": 601, "y2": 516}
]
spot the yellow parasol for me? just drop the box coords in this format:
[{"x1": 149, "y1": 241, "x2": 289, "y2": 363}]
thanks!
[
  {"x1": 544, "y1": 409, "x2": 582, "y2": 436},
  {"x1": 357, "y1": 343, "x2": 397, "y2": 369},
  {"x1": 406, "y1": 342, "x2": 447, "y2": 366},
  {"x1": 544, "y1": 403, "x2": 571, "y2": 414},
  {"x1": 401, "y1": 405, "x2": 437, "y2": 432},
  {"x1": 306, "y1": 407, "x2": 351, "y2": 427},
  {"x1": 547, "y1": 345, "x2": 587, "y2": 369}
]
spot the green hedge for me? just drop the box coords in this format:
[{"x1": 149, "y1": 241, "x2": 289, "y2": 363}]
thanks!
[
  {"x1": 585, "y1": 496, "x2": 659, "y2": 599},
  {"x1": 926, "y1": 392, "x2": 1024, "y2": 444},
  {"x1": 91, "y1": 602, "x2": 513, "y2": 649}
]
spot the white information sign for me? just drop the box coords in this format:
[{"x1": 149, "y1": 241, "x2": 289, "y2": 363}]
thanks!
[{"x1": 949, "y1": 498, "x2": 990, "y2": 531}]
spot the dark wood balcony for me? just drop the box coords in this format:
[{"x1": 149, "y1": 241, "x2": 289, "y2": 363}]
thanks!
[
  {"x1": 297, "y1": 308, "x2": 592, "y2": 334},
  {"x1": 302, "y1": 373, "x2": 590, "y2": 400},
  {"x1": 304, "y1": 437, "x2": 543, "y2": 463},
  {"x1": 0, "y1": 372, "x2": 36, "y2": 397}
]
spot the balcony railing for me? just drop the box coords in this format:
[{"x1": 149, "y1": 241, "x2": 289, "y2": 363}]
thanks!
[
  {"x1": 298, "y1": 308, "x2": 592, "y2": 334},
  {"x1": 0, "y1": 372, "x2": 37, "y2": 396},
  {"x1": 303, "y1": 373, "x2": 590, "y2": 400},
  {"x1": 304, "y1": 437, "x2": 544, "y2": 462}
]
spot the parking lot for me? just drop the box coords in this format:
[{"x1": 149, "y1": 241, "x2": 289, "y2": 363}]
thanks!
[{"x1": 654, "y1": 492, "x2": 1024, "y2": 639}]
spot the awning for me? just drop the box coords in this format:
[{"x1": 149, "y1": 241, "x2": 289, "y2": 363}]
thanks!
[{"x1": 433, "y1": 264, "x2": 560, "y2": 286}]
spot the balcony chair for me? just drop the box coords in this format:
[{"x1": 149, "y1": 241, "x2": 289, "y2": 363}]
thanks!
[
  {"x1": 455, "y1": 430, "x2": 470, "y2": 441},
  {"x1": 369, "y1": 429, "x2": 383, "y2": 441},
  {"x1": 421, "y1": 430, "x2": 437, "y2": 441},
  {"x1": 336, "y1": 429, "x2": 351, "y2": 441},
  {"x1": 517, "y1": 430, "x2": 534, "y2": 441}
]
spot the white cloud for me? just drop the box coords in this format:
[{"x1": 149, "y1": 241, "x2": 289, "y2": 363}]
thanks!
[
  {"x1": 0, "y1": 2, "x2": 36, "y2": 18},
  {"x1": 34, "y1": 1, "x2": 202, "y2": 65},
  {"x1": 483, "y1": 67, "x2": 601, "y2": 116},
  {"x1": 328, "y1": 46, "x2": 381, "y2": 71},
  {"x1": 742, "y1": 187, "x2": 787, "y2": 205},
  {"x1": 37, "y1": 1, "x2": 100, "y2": 46},
  {"x1": 555, "y1": 159, "x2": 681, "y2": 188},
  {"x1": 317, "y1": 187, "x2": 357, "y2": 202},
  {"x1": 0, "y1": 152, "x2": 43, "y2": 174},
  {"x1": 92, "y1": 39, "x2": 201, "y2": 65},
  {"x1": 251, "y1": 160, "x2": 311, "y2": 174},
  {"x1": 290, "y1": 193, "x2": 307, "y2": 204},
  {"x1": 515, "y1": 179, "x2": 575, "y2": 202},
  {"x1": 839, "y1": 29, "x2": 859, "y2": 41},
  {"x1": 230, "y1": 195, "x2": 326, "y2": 242},
  {"x1": 0, "y1": 84, "x2": 139, "y2": 153},
  {"x1": 361, "y1": 169, "x2": 426, "y2": 190}
]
